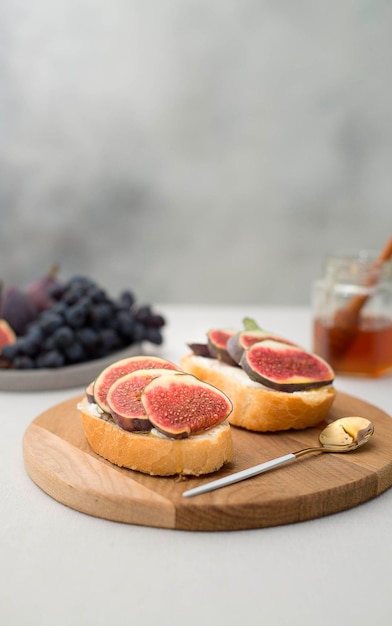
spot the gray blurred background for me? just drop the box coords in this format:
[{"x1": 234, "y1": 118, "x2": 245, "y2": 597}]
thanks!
[{"x1": 1, "y1": 1, "x2": 391, "y2": 305}]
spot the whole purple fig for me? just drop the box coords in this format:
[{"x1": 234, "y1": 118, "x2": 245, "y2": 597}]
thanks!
[
  {"x1": 0, "y1": 285, "x2": 39, "y2": 335},
  {"x1": 25, "y1": 264, "x2": 60, "y2": 312}
]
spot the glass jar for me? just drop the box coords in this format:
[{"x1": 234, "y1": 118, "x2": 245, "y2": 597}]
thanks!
[{"x1": 312, "y1": 250, "x2": 392, "y2": 376}]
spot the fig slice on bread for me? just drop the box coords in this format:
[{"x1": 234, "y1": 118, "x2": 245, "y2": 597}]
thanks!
[
  {"x1": 93, "y1": 355, "x2": 180, "y2": 413},
  {"x1": 79, "y1": 357, "x2": 235, "y2": 476},
  {"x1": 181, "y1": 317, "x2": 336, "y2": 432},
  {"x1": 186, "y1": 342, "x2": 210, "y2": 357},
  {"x1": 227, "y1": 329, "x2": 297, "y2": 364},
  {"x1": 107, "y1": 368, "x2": 180, "y2": 432},
  {"x1": 226, "y1": 317, "x2": 298, "y2": 364},
  {"x1": 85, "y1": 381, "x2": 95, "y2": 403},
  {"x1": 240, "y1": 340, "x2": 335, "y2": 392},
  {"x1": 141, "y1": 373, "x2": 233, "y2": 439},
  {"x1": 207, "y1": 329, "x2": 238, "y2": 365}
]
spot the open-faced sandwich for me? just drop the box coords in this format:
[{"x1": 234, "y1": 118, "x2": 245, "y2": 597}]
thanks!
[
  {"x1": 180, "y1": 318, "x2": 336, "y2": 432},
  {"x1": 78, "y1": 355, "x2": 234, "y2": 476}
]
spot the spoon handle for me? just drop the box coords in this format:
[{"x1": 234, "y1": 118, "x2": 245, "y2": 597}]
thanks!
[
  {"x1": 183, "y1": 452, "x2": 297, "y2": 498},
  {"x1": 182, "y1": 446, "x2": 326, "y2": 498}
]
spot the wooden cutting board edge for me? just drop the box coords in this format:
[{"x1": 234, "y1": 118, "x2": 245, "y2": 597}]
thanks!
[{"x1": 22, "y1": 391, "x2": 392, "y2": 531}]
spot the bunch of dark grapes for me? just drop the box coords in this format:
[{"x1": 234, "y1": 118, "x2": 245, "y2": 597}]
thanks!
[{"x1": 1, "y1": 276, "x2": 165, "y2": 369}]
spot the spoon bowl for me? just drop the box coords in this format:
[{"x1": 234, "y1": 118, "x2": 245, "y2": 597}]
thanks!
[
  {"x1": 318, "y1": 416, "x2": 374, "y2": 452},
  {"x1": 183, "y1": 416, "x2": 374, "y2": 498}
]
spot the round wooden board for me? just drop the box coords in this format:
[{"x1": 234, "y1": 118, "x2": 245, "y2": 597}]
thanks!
[{"x1": 23, "y1": 392, "x2": 392, "y2": 531}]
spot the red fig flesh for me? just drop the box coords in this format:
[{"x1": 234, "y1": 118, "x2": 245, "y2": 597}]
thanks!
[
  {"x1": 141, "y1": 373, "x2": 233, "y2": 438},
  {"x1": 93, "y1": 355, "x2": 180, "y2": 413},
  {"x1": 0, "y1": 319, "x2": 16, "y2": 351},
  {"x1": 107, "y1": 368, "x2": 178, "y2": 431},
  {"x1": 240, "y1": 340, "x2": 334, "y2": 392},
  {"x1": 227, "y1": 329, "x2": 297, "y2": 364},
  {"x1": 207, "y1": 328, "x2": 238, "y2": 365}
]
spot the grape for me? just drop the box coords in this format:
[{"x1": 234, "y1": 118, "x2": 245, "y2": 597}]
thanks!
[
  {"x1": 76, "y1": 327, "x2": 99, "y2": 351},
  {"x1": 64, "y1": 303, "x2": 88, "y2": 329},
  {"x1": 50, "y1": 301, "x2": 68, "y2": 316},
  {"x1": 62, "y1": 287, "x2": 84, "y2": 305},
  {"x1": 37, "y1": 312, "x2": 63, "y2": 334},
  {"x1": 22, "y1": 334, "x2": 43, "y2": 356},
  {"x1": 26, "y1": 326, "x2": 45, "y2": 344},
  {"x1": 42, "y1": 334, "x2": 61, "y2": 352},
  {"x1": 36, "y1": 350, "x2": 66, "y2": 368},
  {"x1": 135, "y1": 305, "x2": 153, "y2": 323},
  {"x1": 144, "y1": 327, "x2": 164, "y2": 345},
  {"x1": 13, "y1": 355, "x2": 36, "y2": 369},
  {"x1": 1, "y1": 273, "x2": 166, "y2": 369},
  {"x1": 52, "y1": 326, "x2": 75, "y2": 348},
  {"x1": 87, "y1": 287, "x2": 108, "y2": 304},
  {"x1": 132, "y1": 322, "x2": 147, "y2": 342},
  {"x1": 99, "y1": 328, "x2": 122, "y2": 352},
  {"x1": 114, "y1": 310, "x2": 135, "y2": 338},
  {"x1": 1, "y1": 343, "x2": 20, "y2": 360},
  {"x1": 117, "y1": 290, "x2": 135, "y2": 308},
  {"x1": 67, "y1": 275, "x2": 95, "y2": 289},
  {"x1": 89, "y1": 302, "x2": 113, "y2": 325},
  {"x1": 63, "y1": 342, "x2": 87, "y2": 364},
  {"x1": 144, "y1": 313, "x2": 165, "y2": 328},
  {"x1": 47, "y1": 284, "x2": 64, "y2": 300}
]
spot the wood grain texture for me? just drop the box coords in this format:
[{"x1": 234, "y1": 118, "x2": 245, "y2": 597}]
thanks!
[{"x1": 23, "y1": 392, "x2": 392, "y2": 531}]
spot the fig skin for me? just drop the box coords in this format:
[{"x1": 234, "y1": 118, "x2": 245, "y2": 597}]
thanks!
[
  {"x1": 0, "y1": 286, "x2": 39, "y2": 335},
  {"x1": 141, "y1": 373, "x2": 233, "y2": 439},
  {"x1": 187, "y1": 342, "x2": 210, "y2": 357},
  {"x1": 85, "y1": 381, "x2": 95, "y2": 403},
  {"x1": 240, "y1": 339, "x2": 335, "y2": 392},
  {"x1": 93, "y1": 355, "x2": 181, "y2": 413},
  {"x1": 106, "y1": 368, "x2": 178, "y2": 432},
  {"x1": 25, "y1": 264, "x2": 60, "y2": 312},
  {"x1": 207, "y1": 328, "x2": 238, "y2": 366},
  {"x1": 227, "y1": 329, "x2": 297, "y2": 364}
]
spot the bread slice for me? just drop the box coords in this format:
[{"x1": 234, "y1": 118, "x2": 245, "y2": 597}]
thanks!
[
  {"x1": 180, "y1": 354, "x2": 336, "y2": 432},
  {"x1": 79, "y1": 398, "x2": 234, "y2": 476}
]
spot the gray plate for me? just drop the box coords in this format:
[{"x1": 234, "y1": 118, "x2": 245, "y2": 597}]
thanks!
[{"x1": 0, "y1": 344, "x2": 142, "y2": 392}]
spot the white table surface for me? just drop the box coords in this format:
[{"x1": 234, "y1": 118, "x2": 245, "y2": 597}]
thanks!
[{"x1": 1, "y1": 305, "x2": 392, "y2": 626}]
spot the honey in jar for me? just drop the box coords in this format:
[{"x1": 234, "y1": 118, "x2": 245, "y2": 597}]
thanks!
[{"x1": 312, "y1": 251, "x2": 392, "y2": 377}]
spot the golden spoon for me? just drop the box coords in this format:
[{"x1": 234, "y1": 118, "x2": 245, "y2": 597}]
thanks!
[{"x1": 182, "y1": 416, "x2": 374, "y2": 498}]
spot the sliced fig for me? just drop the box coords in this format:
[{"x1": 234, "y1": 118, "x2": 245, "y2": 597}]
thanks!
[
  {"x1": 227, "y1": 329, "x2": 297, "y2": 364},
  {"x1": 85, "y1": 381, "x2": 95, "y2": 403},
  {"x1": 187, "y1": 342, "x2": 210, "y2": 357},
  {"x1": 107, "y1": 368, "x2": 179, "y2": 431},
  {"x1": 240, "y1": 340, "x2": 334, "y2": 392},
  {"x1": 0, "y1": 319, "x2": 16, "y2": 352},
  {"x1": 93, "y1": 355, "x2": 181, "y2": 413},
  {"x1": 141, "y1": 373, "x2": 233, "y2": 439},
  {"x1": 207, "y1": 328, "x2": 238, "y2": 365}
]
